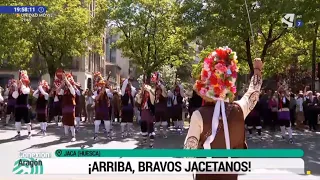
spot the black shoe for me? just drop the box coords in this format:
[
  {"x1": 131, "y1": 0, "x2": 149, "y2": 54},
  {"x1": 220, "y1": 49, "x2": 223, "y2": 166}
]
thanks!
[{"x1": 289, "y1": 138, "x2": 294, "y2": 144}]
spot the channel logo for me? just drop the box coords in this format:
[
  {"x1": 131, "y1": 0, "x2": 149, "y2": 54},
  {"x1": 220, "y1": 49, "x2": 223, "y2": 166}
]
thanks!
[
  {"x1": 281, "y1": 13, "x2": 303, "y2": 28},
  {"x1": 12, "y1": 158, "x2": 44, "y2": 174}
]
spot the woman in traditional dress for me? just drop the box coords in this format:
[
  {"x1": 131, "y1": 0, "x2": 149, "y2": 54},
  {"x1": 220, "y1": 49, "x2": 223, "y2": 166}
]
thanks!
[
  {"x1": 12, "y1": 70, "x2": 31, "y2": 139},
  {"x1": 171, "y1": 83, "x2": 185, "y2": 134},
  {"x1": 4, "y1": 79, "x2": 17, "y2": 126},
  {"x1": 74, "y1": 83, "x2": 82, "y2": 132},
  {"x1": 245, "y1": 99, "x2": 262, "y2": 137},
  {"x1": 52, "y1": 86, "x2": 63, "y2": 126},
  {"x1": 55, "y1": 70, "x2": 77, "y2": 142},
  {"x1": 120, "y1": 78, "x2": 136, "y2": 137},
  {"x1": 33, "y1": 80, "x2": 50, "y2": 136},
  {"x1": 277, "y1": 83, "x2": 294, "y2": 144},
  {"x1": 136, "y1": 84, "x2": 155, "y2": 148},
  {"x1": 153, "y1": 77, "x2": 168, "y2": 138},
  {"x1": 93, "y1": 78, "x2": 113, "y2": 140},
  {"x1": 184, "y1": 47, "x2": 263, "y2": 180}
]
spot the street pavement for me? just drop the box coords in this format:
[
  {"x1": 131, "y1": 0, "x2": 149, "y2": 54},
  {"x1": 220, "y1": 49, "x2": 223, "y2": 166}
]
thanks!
[{"x1": 0, "y1": 120, "x2": 319, "y2": 180}]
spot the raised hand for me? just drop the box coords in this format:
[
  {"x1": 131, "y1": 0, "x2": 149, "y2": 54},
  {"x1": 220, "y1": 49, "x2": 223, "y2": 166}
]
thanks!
[{"x1": 253, "y1": 58, "x2": 263, "y2": 76}]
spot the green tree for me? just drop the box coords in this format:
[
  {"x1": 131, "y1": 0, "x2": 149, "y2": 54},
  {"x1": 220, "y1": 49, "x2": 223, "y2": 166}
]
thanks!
[
  {"x1": 106, "y1": 0, "x2": 193, "y2": 83},
  {"x1": 0, "y1": 1, "x2": 33, "y2": 70},
  {"x1": 181, "y1": 0, "x2": 306, "y2": 76},
  {"x1": 28, "y1": 0, "x2": 108, "y2": 82}
]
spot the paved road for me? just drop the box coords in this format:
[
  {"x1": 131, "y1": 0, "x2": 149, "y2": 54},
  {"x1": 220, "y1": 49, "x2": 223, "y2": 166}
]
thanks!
[{"x1": 0, "y1": 121, "x2": 319, "y2": 179}]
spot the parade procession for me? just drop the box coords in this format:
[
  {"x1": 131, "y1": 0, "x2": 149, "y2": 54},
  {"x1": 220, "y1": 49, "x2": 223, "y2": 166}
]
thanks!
[{"x1": 0, "y1": 68, "x2": 189, "y2": 147}]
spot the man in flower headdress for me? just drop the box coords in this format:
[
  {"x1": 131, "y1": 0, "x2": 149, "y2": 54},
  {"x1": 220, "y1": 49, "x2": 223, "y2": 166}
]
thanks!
[
  {"x1": 12, "y1": 70, "x2": 31, "y2": 138},
  {"x1": 169, "y1": 82, "x2": 185, "y2": 134},
  {"x1": 152, "y1": 72, "x2": 168, "y2": 138},
  {"x1": 120, "y1": 78, "x2": 136, "y2": 137},
  {"x1": 55, "y1": 70, "x2": 77, "y2": 142},
  {"x1": 135, "y1": 83, "x2": 155, "y2": 148},
  {"x1": 92, "y1": 73, "x2": 113, "y2": 140},
  {"x1": 184, "y1": 47, "x2": 263, "y2": 180},
  {"x1": 33, "y1": 80, "x2": 50, "y2": 136},
  {"x1": 4, "y1": 79, "x2": 17, "y2": 126}
]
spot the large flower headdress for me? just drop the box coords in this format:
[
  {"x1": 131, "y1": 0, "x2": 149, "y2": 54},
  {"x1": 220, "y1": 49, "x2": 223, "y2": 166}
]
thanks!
[
  {"x1": 19, "y1": 70, "x2": 30, "y2": 86},
  {"x1": 39, "y1": 80, "x2": 50, "y2": 91},
  {"x1": 93, "y1": 71, "x2": 105, "y2": 87},
  {"x1": 194, "y1": 47, "x2": 238, "y2": 102},
  {"x1": 54, "y1": 69, "x2": 64, "y2": 89}
]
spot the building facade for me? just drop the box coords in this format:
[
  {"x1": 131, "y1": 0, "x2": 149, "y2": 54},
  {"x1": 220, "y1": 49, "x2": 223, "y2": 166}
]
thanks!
[{"x1": 105, "y1": 32, "x2": 131, "y2": 90}]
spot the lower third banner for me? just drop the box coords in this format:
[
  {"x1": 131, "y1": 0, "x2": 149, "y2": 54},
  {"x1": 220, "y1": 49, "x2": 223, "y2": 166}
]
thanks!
[{"x1": 12, "y1": 158, "x2": 304, "y2": 175}]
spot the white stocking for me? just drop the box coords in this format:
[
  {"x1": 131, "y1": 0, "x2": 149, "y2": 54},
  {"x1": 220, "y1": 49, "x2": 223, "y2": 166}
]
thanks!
[
  {"x1": 94, "y1": 120, "x2": 101, "y2": 134},
  {"x1": 70, "y1": 126, "x2": 76, "y2": 137},
  {"x1": 64, "y1": 125, "x2": 69, "y2": 135},
  {"x1": 280, "y1": 126, "x2": 286, "y2": 137},
  {"x1": 15, "y1": 122, "x2": 21, "y2": 132},
  {"x1": 104, "y1": 120, "x2": 111, "y2": 133}
]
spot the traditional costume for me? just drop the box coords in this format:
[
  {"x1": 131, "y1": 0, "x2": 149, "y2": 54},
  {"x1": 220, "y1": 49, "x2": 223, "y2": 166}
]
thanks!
[
  {"x1": 136, "y1": 84, "x2": 155, "y2": 148},
  {"x1": 277, "y1": 83, "x2": 293, "y2": 144},
  {"x1": 166, "y1": 90, "x2": 174, "y2": 127},
  {"x1": 153, "y1": 73, "x2": 168, "y2": 138},
  {"x1": 12, "y1": 70, "x2": 31, "y2": 138},
  {"x1": 55, "y1": 69, "x2": 77, "y2": 142},
  {"x1": 184, "y1": 47, "x2": 263, "y2": 180},
  {"x1": 245, "y1": 100, "x2": 262, "y2": 137},
  {"x1": 92, "y1": 72, "x2": 113, "y2": 140},
  {"x1": 4, "y1": 79, "x2": 17, "y2": 125},
  {"x1": 120, "y1": 78, "x2": 136, "y2": 137},
  {"x1": 74, "y1": 83, "x2": 82, "y2": 131},
  {"x1": 53, "y1": 88, "x2": 63, "y2": 125},
  {"x1": 33, "y1": 80, "x2": 50, "y2": 136},
  {"x1": 171, "y1": 83, "x2": 185, "y2": 134}
]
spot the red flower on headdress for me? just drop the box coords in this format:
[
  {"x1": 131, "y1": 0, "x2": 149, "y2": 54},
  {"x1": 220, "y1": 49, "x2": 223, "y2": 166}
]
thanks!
[
  {"x1": 215, "y1": 48, "x2": 228, "y2": 60},
  {"x1": 214, "y1": 86, "x2": 222, "y2": 95},
  {"x1": 201, "y1": 70, "x2": 209, "y2": 80},
  {"x1": 209, "y1": 74, "x2": 218, "y2": 85},
  {"x1": 224, "y1": 79, "x2": 232, "y2": 87},
  {"x1": 215, "y1": 63, "x2": 228, "y2": 73}
]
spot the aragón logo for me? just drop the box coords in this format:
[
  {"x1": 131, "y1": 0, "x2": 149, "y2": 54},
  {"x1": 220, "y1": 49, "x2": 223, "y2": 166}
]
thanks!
[{"x1": 12, "y1": 158, "x2": 44, "y2": 174}]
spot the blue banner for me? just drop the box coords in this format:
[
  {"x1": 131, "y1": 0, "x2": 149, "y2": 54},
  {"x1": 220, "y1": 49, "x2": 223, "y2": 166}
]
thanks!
[{"x1": 0, "y1": 6, "x2": 47, "y2": 14}]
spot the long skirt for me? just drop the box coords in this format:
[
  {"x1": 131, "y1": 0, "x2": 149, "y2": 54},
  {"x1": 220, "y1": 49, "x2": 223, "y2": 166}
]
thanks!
[
  {"x1": 121, "y1": 105, "x2": 134, "y2": 123},
  {"x1": 62, "y1": 105, "x2": 75, "y2": 126},
  {"x1": 37, "y1": 108, "x2": 47, "y2": 122},
  {"x1": 15, "y1": 106, "x2": 30, "y2": 123},
  {"x1": 278, "y1": 111, "x2": 290, "y2": 127},
  {"x1": 155, "y1": 104, "x2": 167, "y2": 122},
  {"x1": 172, "y1": 104, "x2": 182, "y2": 121},
  {"x1": 53, "y1": 102, "x2": 62, "y2": 116},
  {"x1": 140, "y1": 109, "x2": 154, "y2": 134}
]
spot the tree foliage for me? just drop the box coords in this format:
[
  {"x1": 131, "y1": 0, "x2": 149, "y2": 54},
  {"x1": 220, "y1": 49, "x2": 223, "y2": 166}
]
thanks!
[
  {"x1": 106, "y1": 0, "x2": 193, "y2": 82},
  {"x1": 0, "y1": 0, "x2": 33, "y2": 70},
  {"x1": 181, "y1": 0, "x2": 319, "y2": 80}
]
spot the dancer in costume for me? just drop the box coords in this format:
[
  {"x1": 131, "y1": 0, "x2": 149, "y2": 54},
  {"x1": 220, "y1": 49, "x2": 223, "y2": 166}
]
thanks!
[
  {"x1": 277, "y1": 82, "x2": 294, "y2": 144},
  {"x1": 33, "y1": 80, "x2": 50, "y2": 136},
  {"x1": 4, "y1": 79, "x2": 17, "y2": 126},
  {"x1": 120, "y1": 78, "x2": 136, "y2": 137},
  {"x1": 74, "y1": 83, "x2": 82, "y2": 132},
  {"x1": 52, "y1": 86, "x2": 63, "y2": 126},
  {"x1": 55, "y1": 70, "x2": 77, "y2": 142},
  {"x1": 12, "y1": 70, "x2": 31, "y2": 139},
  {"x1": 245, "y1": 98, "x2": 262, "y2": 138},
  {"x1": 92, "y1": 72, "x2": 113, "y2": 140},
  {"x1": 171, "y1": 83, "x2": 185, "y2": 134},
  {"x1": 136, "y1": 84, "x2": 155, "y2": 148},
  {"x1": 153, "y1": 73, "x2": 168, "y2": 138},
  {"x1": 184, "y1": 47, "x2": 263, "y2": 180}
]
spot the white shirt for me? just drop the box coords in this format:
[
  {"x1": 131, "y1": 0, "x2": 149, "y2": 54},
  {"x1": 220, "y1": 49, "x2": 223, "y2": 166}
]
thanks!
[{"x1": 296, "y1": 97, "x2": 303, "y2": 112}]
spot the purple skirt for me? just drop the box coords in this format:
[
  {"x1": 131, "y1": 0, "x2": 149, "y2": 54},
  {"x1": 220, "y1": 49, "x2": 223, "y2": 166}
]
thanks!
[{"x1": 278, "y1": 111, "x2": 290, "y2": 120}]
